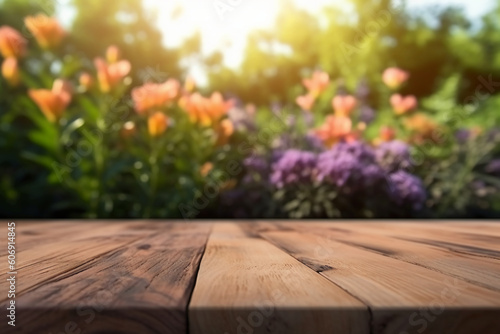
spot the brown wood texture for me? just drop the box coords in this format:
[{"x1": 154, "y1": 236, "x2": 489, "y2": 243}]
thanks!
[
  {"x1": 1, "y1": 222, "x2": 212, "y2": 334},
  {"x1": 189, "y1": 223, "x2": 369, "y2": 334},
  {"x1": 1, "y1": 221, "x2": 499, "y2": 334}
]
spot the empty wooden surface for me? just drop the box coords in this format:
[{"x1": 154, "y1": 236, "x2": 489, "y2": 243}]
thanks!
[{"x1": 1, "y1": 221, "x2": 499, "y2": 334}]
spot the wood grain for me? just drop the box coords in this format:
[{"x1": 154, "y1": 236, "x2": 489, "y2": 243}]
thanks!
[
  {"x1": 261, "y1": 229, "x2": 500, "y2": 334},
  {"x1": 0, "y1": 222, "x2": 150, "y2": 298},
  {"x1": 331, "y1": 222, "x2": 500, "y2": 259},
  {"x1": 286, "y1": 223, "x2": 500, "y2": 292},
  {"x1": 2, "y1": 223, "x2": 211, "y2": 334},
  {"x1": 189, "y1": 223, "x2": 370, "y2": 334},
  {"x1": 2, "y1": 221, "x2": 500, "y2": 334}
]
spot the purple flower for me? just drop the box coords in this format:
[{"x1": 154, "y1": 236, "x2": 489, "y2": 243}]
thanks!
[
  {"x1": 388, "y1": 171, "x2": 426, "y2": 210},
  {"x1": 273, "y1": 134, "x2": 294, "y2": 150},
  {"x1": 228, "y1": 107, "x2": 256, "y2": 132},
  {"x1": 359, "y1": 105, "x2": 375, "y2": 124},
  {"x1": 316, "y1": 141, "x2": 385, "y2": 188},
  {"x1": 486, "y1": 159, "x2": 500, "y2": 174},
  {"x1": 455, "y1": 129, "x2": 471, "y2": 144},
  {"x1": 356, "y1": 78, "x2": 371, "y2": 102},
  {"x1": 244, "y1": 155, "x2": 268, "y2": 173},
  {"x1": 304, "y1": 133, "x2": 325, "y2": 152},
  {"x1": 243, "y1": 154, "x2": 269, "y2": 184},
  {"x1": 270, "y1": 150, "x2": 317, "y2": 188},
  {"x1": 487, "y1": 128, "x2": 500, "y2": 143},
  {"x1": 302, "y1": 111, "x2": 314, "y2": 128},
  {"x1": 376, "y1": 140, "x2": 412, "y2": 172}
]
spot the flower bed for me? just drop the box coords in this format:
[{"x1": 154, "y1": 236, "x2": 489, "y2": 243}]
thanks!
[{"x1": 1, "y1": 15, "x2": 499, "y2": 218}]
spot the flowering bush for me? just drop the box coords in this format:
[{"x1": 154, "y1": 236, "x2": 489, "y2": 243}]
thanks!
[
  {"x1": 0, "y1": 17, "x2": 243, "y2": 218},
  {"x1": 1, "y1": 14, "x2": 500, "y2": 218},
  {"x1": 218, "y1": 68, "x2": 500, "y2": 218}
]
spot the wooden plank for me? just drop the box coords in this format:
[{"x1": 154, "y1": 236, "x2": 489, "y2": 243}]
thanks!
[
  {"x1": 1, "y1": 223, "x2": 211, "y2": 334},
  {"x1": 294, "y1": 223, "x2": 500, "y2": 292},
  {"x1": 317, "y1": 222, "x2": 500, "y2": 260},
  {"x1": 0, "y1": 221, "x2": 88, "y2": 256},
  {"x1": 435, "y1": 222, "x2": 500, "y2": 237},
  {"x1": 0, "y1": 222, "x2": 152, "y2": 298},
  {"x1": 189, "y1": 223, "x2": 370, "y2": 334},
  {"x1": 261, "y1": 230, "x2": 500, "y2": 334}
]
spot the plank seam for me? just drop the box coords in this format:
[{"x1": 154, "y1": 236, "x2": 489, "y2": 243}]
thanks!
[
  {"x1": 343, "y1": 239, "x2": 500, "y2": 293},
  {"x1": 258, "y1": 232, "x2": 374, "y2": 332},
  {"x1": 185, "y1": 224, "x2": 213, "y2": 334},
  {"x1": 395, "y1": 236, "x2": 500, "y2": 261},
  {"x1": 333, "y1": 239, "x2": 500, "y2": 294}
]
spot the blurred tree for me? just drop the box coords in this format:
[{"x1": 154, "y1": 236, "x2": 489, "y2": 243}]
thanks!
[
  {"x1": 206, "y1": 0, "x2": 499, "y2": 108},
  {"x1": 0, "y1": 0, "x2": 56, "y2": 30},
  {"x1": 69, "y1": 0, "x2": 182, "y2": 82}
]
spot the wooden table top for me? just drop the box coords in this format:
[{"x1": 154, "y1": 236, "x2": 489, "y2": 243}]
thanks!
[{"x1": 1, "y1": 221, "x2": 500, "y2": 334}]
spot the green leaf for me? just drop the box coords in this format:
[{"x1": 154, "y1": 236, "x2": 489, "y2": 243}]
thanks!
[
  {"x1": 28, "y1": 130, "x2": 58, "y2": 155},
  {"x1": 21, "y1": 152, "x2": 55, "y2": 170}
]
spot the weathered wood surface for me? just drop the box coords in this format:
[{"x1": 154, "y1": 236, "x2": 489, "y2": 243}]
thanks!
[
  {"x1": 1, "y1": 221, "x2": 499, "y2": 334},
  {"x1": 1, "y1": 222, "x2": 212, "y2": 334},
  {"x1": 189, "y1": 223, "x2": 369, "y2": 334}
]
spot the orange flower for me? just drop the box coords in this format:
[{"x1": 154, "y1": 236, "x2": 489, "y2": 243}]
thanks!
[
  {"x1": 296, "y1": 94, "x2": 315, "y2": 111},
  {"x1": 2, "y1": 57, "x2": 20, "y2": 86},
  {"x1": 303, "y1": 70, "x2": 329, "y2": 97},
  {"x1": 332, "y1": 95, "x2": 357, "y2": 117},
  {"x1": 148, "y1": 111, "x2": 169, "y2": 137},
  {"x1": 24, "y1": 14, "x2": 65, "y2": 50},
  {"x1": 0, "y1": 26, "x2": 27, "y2": 58},
  {"x1": 106, "y1": 45, "x2": 120, "y2": 63},
  {"x1": 206, "y1": 92, "x2": 233, "y2": 121},
  {"x1": 382, "y1": 67, "x2": 409, "y2": 90},
  {"x1": 314, "y1": 115, "x2": 353, "y2": 147},
  {"x1": 184, "y1": 76, "x2": 196, "y2": 93},
  {"x1": 29, "y1": 79, "x2": 72, "y2": 123},
  {"x1": 179, "y1": 93, "x2": 208, "y2": 125},
  {"x1": 180, "y1": 92, "x2": 232, "y2": 126},
  {"x1": 404, "y1": 113, "x2": 436, "y2": 133},
  {"x1": 200, "y1": 162, "x2": 214, "y2": 177},
  {"x1": 79, "y1": 72, "x2": 93, "y2": 91},
  {"x1": 215, "y1": 119, "x2": 234, "y2": 146},
  {"x1": 132, "y1": 79, "x2": 180, "y2": 115},
  {"x1": 390, "y1": 94, "x2": 418, "y2": 115},
  {"x1": 380, "y1": 126, "x2": 396, "y2": 142},
  {"x1": 404, "y1": 113, "x2": 441, "y2": 145},
  {"x1": 94, "y1": 57, "x2": 131, "y2": 93}
]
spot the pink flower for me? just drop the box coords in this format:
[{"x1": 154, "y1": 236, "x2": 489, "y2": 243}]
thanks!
[
  {"x1": 380, "y1": 126, "x2": 396, "y2": 142},
  {"x1": 383, "y1": 67, "x2": 410, "y2": 90},
  {"x1": 24, "y1": 14, "x2": 65, "y2": 50},
  {"x1": 296, "y1": 94, "x2": 315, "y2": 111},
  {"x1": 314, "y1": 115, "x2": 353, "y2": 147},
  {"x1": 390, "y1": 94, "x2": 418, "y2": 115},
  {"x1": 179, "y1": 92, "x2": 233, "y2": 126},
  {"x1": 29, "y1": 79, "x2": 72, "y2": 123},
  {"x1": 79, "y1": 72, "x2": 93, "y2": 91},
  {"x1": 303, "y1": 70, "x2": 329, "y2": 96},
  {"x1": 94, "y1": 57, "x2": 131, "y2": 93},
  {"x1": 332, "y1": 95, "x2": 357, "y2": 117},
  {"x1": 0, "y1": 26, "x2": 27, "y2": 59},
  {"x1": 132, "y1": 79, "x2": 180, "y2": 115}
]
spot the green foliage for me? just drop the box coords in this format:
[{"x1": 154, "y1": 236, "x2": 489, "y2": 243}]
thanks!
[{"x1": 1, "y1": 0, "x2": 500, "y2": 218}]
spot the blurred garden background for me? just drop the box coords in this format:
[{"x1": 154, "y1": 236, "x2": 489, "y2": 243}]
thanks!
[{"x1": 1, "y1": 0, "x2": 500, "y2": 218}]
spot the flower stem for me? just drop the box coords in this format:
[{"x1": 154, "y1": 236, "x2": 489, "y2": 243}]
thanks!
[{"x1": 145, "y1": 138, "x2": 160, "y2": 218}]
